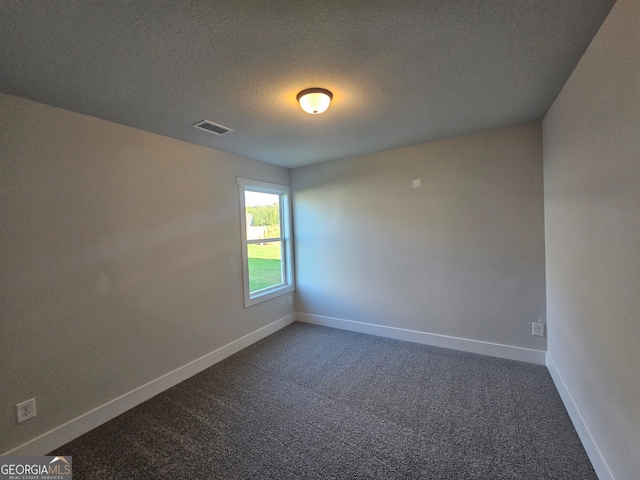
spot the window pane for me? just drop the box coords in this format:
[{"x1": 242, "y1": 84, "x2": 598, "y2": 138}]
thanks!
[
  {"x1": 247, "y1": 241, "x2": 283, "y2": 293},
  {"x1": 245, "y1": 191, "x2": 281, "y2": 240}
]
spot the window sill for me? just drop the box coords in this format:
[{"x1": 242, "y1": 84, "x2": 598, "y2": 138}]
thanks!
[{"x1": 245, "y1": 284, "x2": 295, "y2": 308}]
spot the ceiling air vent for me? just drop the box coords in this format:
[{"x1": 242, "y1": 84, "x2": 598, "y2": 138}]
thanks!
[{"x1": 192, "y1": 120, "x2": 233, "y2": 136}]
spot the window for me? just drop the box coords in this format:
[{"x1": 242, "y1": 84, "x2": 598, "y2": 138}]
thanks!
[{"x1": 237, "y1": 178, "x2": 294, "y2": 307}]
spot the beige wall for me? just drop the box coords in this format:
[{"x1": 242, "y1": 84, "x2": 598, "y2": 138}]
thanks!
[
  {"x1": 292, "y1": 123, "x2": 546, "y2": 350},
  {"x1": 0, "y1": 94, "x2": 292, "y2": 453},
  {"x1": 543, "y1": 0, "x2": 640, "y2": 477}
]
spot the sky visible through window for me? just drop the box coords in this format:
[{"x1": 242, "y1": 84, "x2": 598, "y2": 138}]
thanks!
[{"x1": 245, "y1": 191, "x2": 279, "y2": 207}]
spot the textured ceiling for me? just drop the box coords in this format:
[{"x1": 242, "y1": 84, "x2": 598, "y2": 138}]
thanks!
[{"x1": 0, "y1": 0, "x2": 616, "y2": 168}]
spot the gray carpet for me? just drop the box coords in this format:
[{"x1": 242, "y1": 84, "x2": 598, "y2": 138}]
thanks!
[{"x1": 51, "y1": 322, "x2": 596, "y2": 479}]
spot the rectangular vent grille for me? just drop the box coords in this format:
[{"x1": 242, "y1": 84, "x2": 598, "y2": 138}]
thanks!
[{"x1": 192, "y1": 120, "x2": 233, "y2": 136}]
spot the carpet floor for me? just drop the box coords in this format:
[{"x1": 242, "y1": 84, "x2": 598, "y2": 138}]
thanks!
[{"x1": 51, "y1": 322, "x2": 596, "y2": 479}]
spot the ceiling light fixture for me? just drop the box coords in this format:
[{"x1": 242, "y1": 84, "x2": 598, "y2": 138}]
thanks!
[{"x1": 296, "y1": 88, "x2": 333, "y2": 115}]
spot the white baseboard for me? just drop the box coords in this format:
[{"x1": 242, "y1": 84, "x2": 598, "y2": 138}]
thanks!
[
  {"x1": 3, "y1": 313, "x2": 296, "y2": 457},
  {"x1": 296, "y1": 313, "x2": 546, "y2": 365},
  {"x1": 546, "y1": 353, "x2": 614, "y2": 480}
]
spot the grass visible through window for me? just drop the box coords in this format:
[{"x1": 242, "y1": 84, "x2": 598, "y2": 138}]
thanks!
[{"x1": 248, "y1": 243, "x2": 282, "y2": 292}]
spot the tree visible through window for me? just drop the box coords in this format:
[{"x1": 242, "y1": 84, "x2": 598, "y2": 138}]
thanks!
[
  {"x1": 246, "y1": 192, "x2": 283, "y2": 292},
  {"x1": 238, "y1": 178, "x2": 294, "y2": 307}
]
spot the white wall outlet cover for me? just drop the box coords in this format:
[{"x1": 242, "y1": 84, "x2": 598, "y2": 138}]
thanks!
[
  {"x1": 16, "y1": 398, "x2": 36, "y2": 424},
  {"x1": 411, "y1": 179, "x2": 421, "y2": 189},
  {"x1": 532, "y1": 322, "x2": 545, "y2": 337}
]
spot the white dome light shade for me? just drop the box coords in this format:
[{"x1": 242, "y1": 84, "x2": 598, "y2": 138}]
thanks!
[{"x1": 296, "y1": 88, "x2": 333, "y2": 114}]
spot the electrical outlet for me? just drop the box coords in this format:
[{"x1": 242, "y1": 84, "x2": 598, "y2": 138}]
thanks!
[
  {"x1": 532, "y1": 322, "x2": 545, "y2": 337},
  {"x1": 288, "y1": 295, "x2": 294, "y2": 306},
  {"x1": 16, "y1": 398, "x2": 36, "y2": 424}
]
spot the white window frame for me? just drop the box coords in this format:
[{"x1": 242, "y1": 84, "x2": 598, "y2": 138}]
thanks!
[{"x1": 237, "y1": 177, "x2": 295, "y2": 307}]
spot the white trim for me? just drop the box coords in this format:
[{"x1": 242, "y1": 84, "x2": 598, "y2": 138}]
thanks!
[
  {"x1": 237, "y1": 177, "x2": 290, "y2": 193},
  {"x1": 296, "y1": 313, "x2": 546, "y2": 365},
  {"x1": 3, "y1": 313, "x2": 296, "y2": 457},
  {"x1": 546, "y1": 353, "x2": 614, "y2": 480}
]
